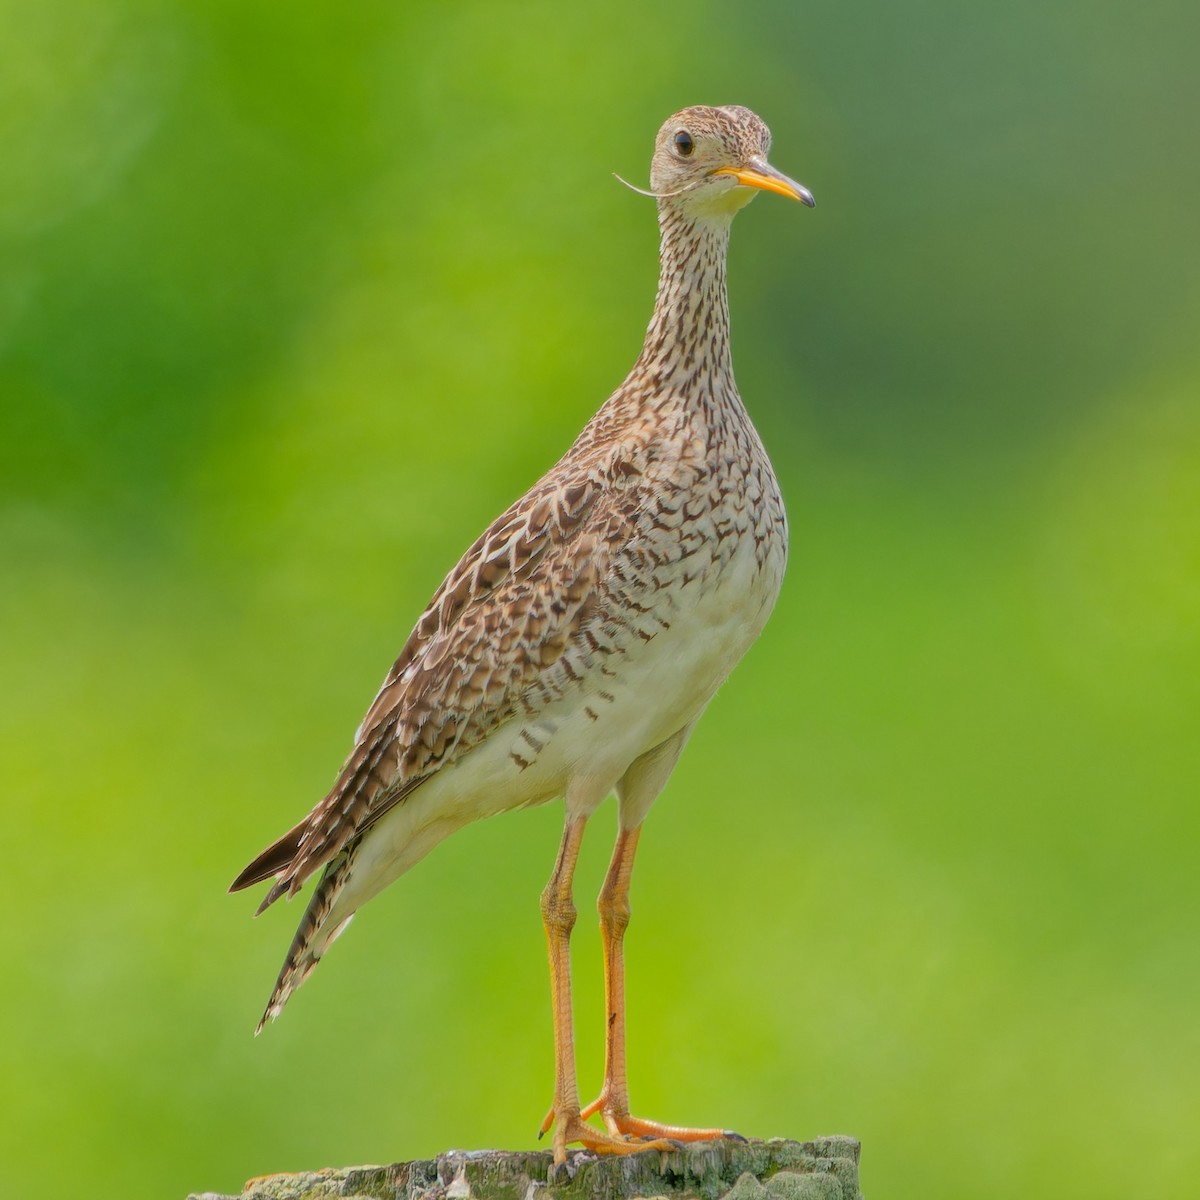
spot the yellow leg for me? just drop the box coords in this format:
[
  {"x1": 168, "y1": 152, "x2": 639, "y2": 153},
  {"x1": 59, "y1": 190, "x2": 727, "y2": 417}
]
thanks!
[
  {"x1": 538, "y1": 816, "x2": 677, "y2": 1165},
  {"x1": 579, "y1": 824, "x2": 737, "y2": 1145}
]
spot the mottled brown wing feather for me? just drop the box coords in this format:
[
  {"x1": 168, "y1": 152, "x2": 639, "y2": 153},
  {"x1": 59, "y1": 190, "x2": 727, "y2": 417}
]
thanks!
[
  {"x1": 228, "y1": 817, "x2": 307, "y2": 892},
  {"x1": 239, "y1": 466, "x2": 611, "y2": 909}
]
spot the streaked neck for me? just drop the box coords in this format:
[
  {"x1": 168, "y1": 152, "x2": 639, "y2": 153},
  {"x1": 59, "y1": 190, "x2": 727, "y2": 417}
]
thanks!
[{"x1": 636, "y1": 205, "x2": 734, "y2": 387}]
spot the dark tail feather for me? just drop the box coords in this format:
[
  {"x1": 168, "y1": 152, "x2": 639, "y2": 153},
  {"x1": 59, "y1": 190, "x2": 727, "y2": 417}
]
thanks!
[
  {"x1": 255, "y1": 852, "x2": 354, "y2": 1034},
  {"x1": 229, "y1": 818, "x2": 309, "y2": 896}
]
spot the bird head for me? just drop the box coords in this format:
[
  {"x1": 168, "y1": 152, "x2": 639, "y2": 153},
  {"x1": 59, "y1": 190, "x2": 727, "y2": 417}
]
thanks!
[{"x1": 644, "y1": 104, "x2": 815, "y2": 219}]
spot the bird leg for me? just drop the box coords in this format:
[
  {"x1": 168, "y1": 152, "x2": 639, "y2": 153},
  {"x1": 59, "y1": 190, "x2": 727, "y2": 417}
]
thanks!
[
  {"x1": 538, "y1": 815, "x2": 677, "y2": 1165},
  {"x1": 578, "y1": 824, "x2": 736, "y2": 1145}
]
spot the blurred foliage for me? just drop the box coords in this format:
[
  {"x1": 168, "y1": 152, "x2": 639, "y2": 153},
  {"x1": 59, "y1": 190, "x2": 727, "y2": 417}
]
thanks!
[{"x1": 2, "y1": 2, "x2": 1197, "y2": 1199}]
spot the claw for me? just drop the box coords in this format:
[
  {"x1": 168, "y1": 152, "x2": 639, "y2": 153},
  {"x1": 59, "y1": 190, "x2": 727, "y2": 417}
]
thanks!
[
  {"x1": 543, "y1": 1108, "x2": 678, "y2": 1166},
  {"x1": 576, "y1": 1104, "x2": 737, "y2": 1146}
]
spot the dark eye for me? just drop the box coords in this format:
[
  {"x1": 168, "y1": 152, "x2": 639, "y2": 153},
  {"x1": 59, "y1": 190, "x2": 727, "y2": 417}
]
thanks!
[{"x1": 673, "y1": 130, "x2": 695, "y2": 157}]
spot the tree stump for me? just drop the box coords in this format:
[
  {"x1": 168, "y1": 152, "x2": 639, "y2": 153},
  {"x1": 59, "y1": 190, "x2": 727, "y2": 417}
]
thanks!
[{"x1": 188, "y1": 1136, "x2": 862, "y2": 1200}]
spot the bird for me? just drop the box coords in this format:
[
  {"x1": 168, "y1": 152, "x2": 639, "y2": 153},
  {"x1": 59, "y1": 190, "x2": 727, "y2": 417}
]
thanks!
[{"x1": 231, "y1": 103, "x2": 814, "y2": 1165}]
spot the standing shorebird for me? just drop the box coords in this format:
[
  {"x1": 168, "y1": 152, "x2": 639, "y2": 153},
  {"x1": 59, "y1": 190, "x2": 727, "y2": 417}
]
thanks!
[{"x1": 231, "y1": 104, "x2": 814, "y2": 1164}]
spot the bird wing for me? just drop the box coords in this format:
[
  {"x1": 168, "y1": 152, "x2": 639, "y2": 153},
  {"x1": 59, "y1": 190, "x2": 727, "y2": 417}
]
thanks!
[{"x1": 234, "y1": 464, "x2": 618, "y2": 909}]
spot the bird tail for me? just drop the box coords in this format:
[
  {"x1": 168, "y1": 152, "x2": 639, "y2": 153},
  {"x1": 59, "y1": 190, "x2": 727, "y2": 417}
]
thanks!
[{"x1": 254, "y1": 850, "x2": 356, "y2": 1035}]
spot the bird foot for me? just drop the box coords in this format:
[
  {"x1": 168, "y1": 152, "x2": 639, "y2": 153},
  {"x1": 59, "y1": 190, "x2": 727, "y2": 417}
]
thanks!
[
  {"x1": 538, "y1": 1105, "x2": 679, "y2": 1166},
  {"x1": 577, "y1": 1095, "x2": 743, "y2": 1144}
]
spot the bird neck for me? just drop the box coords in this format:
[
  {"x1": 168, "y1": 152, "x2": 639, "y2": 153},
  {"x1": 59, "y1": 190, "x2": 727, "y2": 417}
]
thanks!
[{"x1": 636, "y1": 205, "x2": 735, "y2": 390}]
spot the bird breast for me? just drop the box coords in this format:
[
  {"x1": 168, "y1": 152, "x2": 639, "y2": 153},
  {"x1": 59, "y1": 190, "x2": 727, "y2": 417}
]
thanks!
[{"x1": 561, "y1": 401, "x2": 789, "y2": 761}]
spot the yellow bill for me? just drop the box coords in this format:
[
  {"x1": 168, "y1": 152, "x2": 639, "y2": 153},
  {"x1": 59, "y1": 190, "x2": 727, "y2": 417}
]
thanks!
[{"x1": 714, "y1": 161, "x2": 815, "y2": 207}]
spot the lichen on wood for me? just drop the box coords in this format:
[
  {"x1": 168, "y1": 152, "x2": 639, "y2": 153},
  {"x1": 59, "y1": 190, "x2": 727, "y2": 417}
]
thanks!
[{"x1": 188, "y1": 1136, "x2": 862, "y2": 1200}]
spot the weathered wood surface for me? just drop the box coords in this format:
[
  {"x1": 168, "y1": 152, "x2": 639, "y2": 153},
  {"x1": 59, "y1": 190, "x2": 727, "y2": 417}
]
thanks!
[{"x1": 189, "y1": 1136, "x2": 862, "y2": 1200}]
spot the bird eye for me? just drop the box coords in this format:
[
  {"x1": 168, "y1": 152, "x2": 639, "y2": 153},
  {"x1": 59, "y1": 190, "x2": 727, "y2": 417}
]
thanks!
[{"x1": 673, "y1": 130, "x2": 695, "y2": 157}]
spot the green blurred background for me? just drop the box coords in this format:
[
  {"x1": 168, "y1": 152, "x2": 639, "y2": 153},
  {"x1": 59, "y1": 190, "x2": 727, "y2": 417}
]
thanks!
[{"x1": 3, "y1": 2, "x2": 1197, "y2": 1197}]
